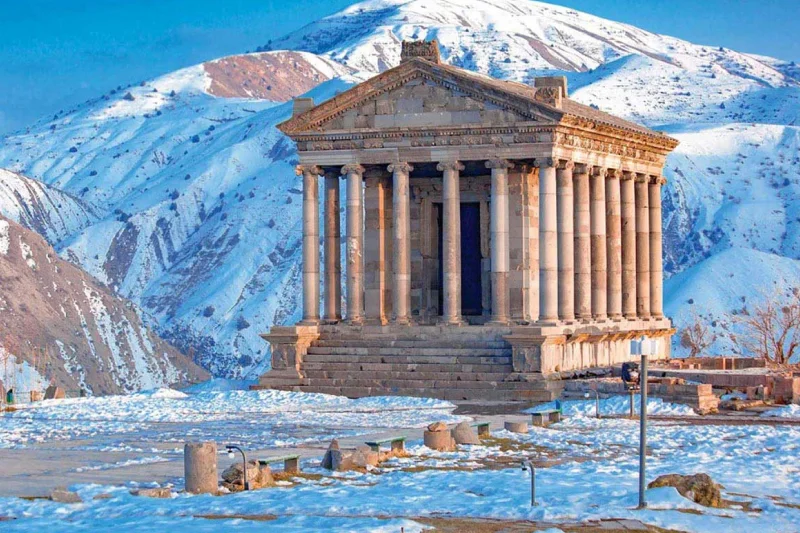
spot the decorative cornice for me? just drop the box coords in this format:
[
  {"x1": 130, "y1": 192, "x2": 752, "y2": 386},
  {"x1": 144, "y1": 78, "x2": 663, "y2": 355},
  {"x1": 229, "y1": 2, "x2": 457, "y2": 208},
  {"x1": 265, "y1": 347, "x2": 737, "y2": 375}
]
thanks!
[
  {"x1": 485, "y1": 159, "x2": 515, "y2": 170},
  {"x1": 388, "y1": 162, "x2": 414, "y2": 174},
  {"x1": 533, "y1": 157, "x2": 555, "y2": 169},
  {"x1": 340, "y1": 164, "x2": 365, "y2": 176},
  {"x1": 437, "y1": 161, "x2": 465, "y2": 172},
  {"x1": 557, "y1": 159, "x2": 575, "y2": 171},
  {"x1": 295, "y1": 164, "x2": 323, "y2": 177}
]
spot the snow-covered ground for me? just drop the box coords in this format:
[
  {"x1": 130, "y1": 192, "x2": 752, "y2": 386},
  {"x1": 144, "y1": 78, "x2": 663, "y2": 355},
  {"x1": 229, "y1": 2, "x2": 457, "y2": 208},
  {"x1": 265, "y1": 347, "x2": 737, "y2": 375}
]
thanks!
[
  {"x1": 2, "y1": 0, "x2": 799, "y2": 377},
  {"x1": 1, "y1": 393, "x2": 799, "y2": 532},
  {"x1": 0, "y1": 387, "x2": 465, "y2": 450}
]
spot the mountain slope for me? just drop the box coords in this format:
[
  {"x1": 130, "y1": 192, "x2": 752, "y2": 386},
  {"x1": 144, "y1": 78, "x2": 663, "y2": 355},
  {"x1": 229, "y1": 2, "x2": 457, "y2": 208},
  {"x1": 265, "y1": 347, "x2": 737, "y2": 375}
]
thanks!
[
  {"x1": 0, "y1": 0, "x2": 798, "y2": 371},
  {"x1": 0, "y1": 168, "x2": 97, "y2": 244},
  {"x1": 0, "y1": 51, "x2": 360, "y2": 377},
  {"x1": 0, "y1": 215, "x2": 208, "y2": 395}
]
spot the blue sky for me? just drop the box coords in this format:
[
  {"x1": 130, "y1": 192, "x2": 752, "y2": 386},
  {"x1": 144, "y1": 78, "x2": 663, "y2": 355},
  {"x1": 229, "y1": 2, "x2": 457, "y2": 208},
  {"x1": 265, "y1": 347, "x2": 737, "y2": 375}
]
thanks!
[{"x1": 0, "y1": 0, "x2": 798, "y2": 134}]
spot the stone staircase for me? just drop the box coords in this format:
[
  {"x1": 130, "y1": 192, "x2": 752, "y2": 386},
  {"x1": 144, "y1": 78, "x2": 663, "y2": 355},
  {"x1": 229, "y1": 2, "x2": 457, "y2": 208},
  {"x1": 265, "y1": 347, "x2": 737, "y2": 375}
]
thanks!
[{"x1": 256, "y1": 327, "x2": 563, "y2": 402}]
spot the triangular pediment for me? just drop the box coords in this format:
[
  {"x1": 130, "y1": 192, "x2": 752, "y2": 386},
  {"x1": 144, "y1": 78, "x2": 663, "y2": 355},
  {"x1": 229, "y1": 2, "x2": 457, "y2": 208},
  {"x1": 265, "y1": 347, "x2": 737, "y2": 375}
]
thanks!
[{"x1": 278, "y1": 59, "x2": 563, "y2": 135}]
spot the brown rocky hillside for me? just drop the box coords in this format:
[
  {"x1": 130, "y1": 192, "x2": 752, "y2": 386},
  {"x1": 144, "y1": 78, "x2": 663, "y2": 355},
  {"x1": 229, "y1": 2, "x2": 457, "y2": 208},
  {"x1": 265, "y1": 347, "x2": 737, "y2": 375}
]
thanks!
[{"x1": 0, "y1": 215, "x2": 208, "y2": 396}]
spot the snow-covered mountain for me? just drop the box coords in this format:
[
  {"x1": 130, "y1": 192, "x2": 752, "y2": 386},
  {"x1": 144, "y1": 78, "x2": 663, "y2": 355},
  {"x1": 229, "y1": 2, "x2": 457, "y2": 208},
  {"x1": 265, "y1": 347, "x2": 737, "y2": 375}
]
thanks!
[
  {"x1": 1, "y1": 0, "x2": 798, "y2": 374},
  {"x1": 0, "y1": 215, "x2": 208, "y2": 395}
]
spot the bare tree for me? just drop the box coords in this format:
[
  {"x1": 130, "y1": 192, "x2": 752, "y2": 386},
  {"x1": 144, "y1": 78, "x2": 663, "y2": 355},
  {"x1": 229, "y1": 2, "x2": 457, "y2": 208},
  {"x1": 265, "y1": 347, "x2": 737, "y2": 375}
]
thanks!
[
  {"x1": 732, "y1": 288, "x2": 800, "y2": 366},
  {"x1": 680, "y1": 310, "x2": 715, "y2": 358}
]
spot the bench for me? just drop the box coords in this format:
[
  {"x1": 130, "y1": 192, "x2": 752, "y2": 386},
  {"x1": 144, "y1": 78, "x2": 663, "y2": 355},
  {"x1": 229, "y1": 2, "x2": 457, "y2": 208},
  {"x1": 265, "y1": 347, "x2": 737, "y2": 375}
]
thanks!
[
  {"x1": 472, "y1": 422, "x2": 491, "y2": 437},
  {"x1": 531, "y1": 409, "x2": 562, "y2": 427},
  {"x1": 258, "y1": 454, "x2": 300, "y2": 473},
  {"x1": 364, "y1": 436, "x2": 405, "y2": 452}
]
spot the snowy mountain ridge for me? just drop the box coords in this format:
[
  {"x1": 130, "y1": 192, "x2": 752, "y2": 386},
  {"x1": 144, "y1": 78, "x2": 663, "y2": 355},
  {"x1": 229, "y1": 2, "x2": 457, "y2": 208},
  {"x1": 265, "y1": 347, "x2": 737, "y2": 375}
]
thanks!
[{"x1": 1, "y1": 0, "x2": 799, "y2": 377}]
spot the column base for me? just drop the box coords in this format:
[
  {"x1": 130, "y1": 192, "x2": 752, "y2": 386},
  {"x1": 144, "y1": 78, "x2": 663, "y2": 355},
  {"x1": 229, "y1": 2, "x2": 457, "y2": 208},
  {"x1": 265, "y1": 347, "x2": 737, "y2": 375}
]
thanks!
[
  {"x1": 393, "y1": 317, "x2": 413, "y2": 326},
  {"x1": 298, "y1": 318, "x2": 320, "y2": 326},
  {"x1": 441, "y1": 317, "x2": 467, "y2": 326},
  {"x1": 487, "y1": 318, "x2": 511, "y2": 326}
]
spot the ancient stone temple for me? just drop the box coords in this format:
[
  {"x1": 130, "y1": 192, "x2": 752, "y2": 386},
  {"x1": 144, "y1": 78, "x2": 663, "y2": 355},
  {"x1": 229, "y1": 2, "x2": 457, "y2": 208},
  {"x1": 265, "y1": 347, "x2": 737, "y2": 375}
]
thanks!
[{"x1": 256, "y1": 41, "x2": 679, "y2": 401}]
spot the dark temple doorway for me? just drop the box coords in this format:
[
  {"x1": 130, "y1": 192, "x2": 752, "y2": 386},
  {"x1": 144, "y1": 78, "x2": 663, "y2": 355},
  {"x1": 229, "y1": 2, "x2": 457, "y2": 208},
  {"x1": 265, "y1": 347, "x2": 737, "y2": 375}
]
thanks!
[{"x1": 436, "y1": 202, "x2": 482, "y2": 316}]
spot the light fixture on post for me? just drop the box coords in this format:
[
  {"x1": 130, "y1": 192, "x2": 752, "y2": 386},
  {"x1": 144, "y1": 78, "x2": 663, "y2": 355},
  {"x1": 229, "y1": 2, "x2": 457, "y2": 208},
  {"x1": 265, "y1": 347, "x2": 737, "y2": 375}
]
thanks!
[
  {"x1": 226, "y1": 444, "x2": 250, "y2": 491},
  {"x1": 521, "y1": 459, "x2": 537, "y2": 506}
]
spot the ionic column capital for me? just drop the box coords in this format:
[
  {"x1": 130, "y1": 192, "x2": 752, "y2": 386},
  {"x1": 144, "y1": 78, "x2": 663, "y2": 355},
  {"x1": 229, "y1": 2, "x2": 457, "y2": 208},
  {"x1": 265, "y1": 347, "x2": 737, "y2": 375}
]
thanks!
[
  {"x1": 557, "y1": 159, "x2": 574, "y2": 171},
  {"x1": 590, "y1": 165, "x2": 604, "y2": 177},
  {"x1": 340, "y1": 163, "x2": 365, "y2": 176},
  {"x1": 634, "y1": 172, "x2": 649, "y2": 183},
  {"x1": 485, "y1": 159, "x2": 514, "y2": 170},
  {"x1": 649, "y1": 175, "x2": 667, "y2": 185},
  {"x1": 605, "y1": 168, "x2": 620, "y2": 180},
  {"x1": 573, "y1": 162, "x2": 589, "y2": 175},
  {"x1": 620, "y1": 170, "x2": 634, "y2": 181},
  {"x1": 533, "y1": 157, "x2": 555, "y2": 169},
  {"x1": 437, "y1": 160, "x2": 465, "y2": 172},
  {"x1": 296, "y1": 164, "x2": 323, "y2": 177},
  {"x1": 388, "y1": 162, "x2": 414, "y2": 174}
]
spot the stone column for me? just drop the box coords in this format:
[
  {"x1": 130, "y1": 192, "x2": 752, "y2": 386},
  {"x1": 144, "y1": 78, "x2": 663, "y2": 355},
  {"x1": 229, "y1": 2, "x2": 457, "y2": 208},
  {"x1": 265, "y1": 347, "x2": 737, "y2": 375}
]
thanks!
[
  {"x1": 620, "y1": 172, "x2": 637, "y2": 319},
  {"x1": 649, "y1": 176, "x2": 666, "y2": 319},
  {"x1": 343, "y1": 163, "x2": 365, "y2": 324},
  {"x1": 438, "y1": 161, "x2": 465, "y2": 325},
  {"x1": 556, "y1": 160, "x2": 575, "y2": 322},
  {"x1": 572, "y1": 164, "x2": 591, "y2": 321},
  {"x1": 635, "y1": 173, "x2": 651, "y2": 318},
  {"x1": 538, "y1": 158, "x2": 558, "y2": 323},
  {"x1": 323, "y1": 171, "x2": 341, "y2": 322},
  {"x1": 605, "y1": 169, "x2": 622, "y2": 320},
  {"x1": 590, "y1": 166, "x2": 607, "y2": 320},
  {"x1": 299, "y1": 164, "x2": 321, "y2": 324},
  {"x1": 184, "y1": 442, "x2": 218, "y2": 494},
  {"x1": 487, "y1": 159, "x2": 512, "y2": 324},
  {"x1": 364, "y1": 170, "x2": 390, "y2": 324},
  {"x1": 389, "y1": 162, "x2": 413, "y2": 324}
]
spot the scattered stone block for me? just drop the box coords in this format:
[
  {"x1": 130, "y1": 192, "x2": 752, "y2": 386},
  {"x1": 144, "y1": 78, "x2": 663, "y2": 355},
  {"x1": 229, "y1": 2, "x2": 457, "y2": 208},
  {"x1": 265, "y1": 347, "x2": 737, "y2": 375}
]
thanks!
[
  {"x1": 92, "y1": 493, "x2": 112, "y2": 500},
  {"x1": 648, "y1": 473, "x2": 722, "y2": 508},
  {"x1": 423, "y1": 421, "x2": 455, "y2": 451},
  {"x1": 50, "y1": 487, "x2": 82, "y2": 504},
  {"x1": 132, "y1": 487, "x2": 172, "y2": 498},
  {"x1": 350, "y1": 446, "x2": 380, "y2": 468},
  {"x1": 321, "y1": 439, "x2": 340, "y2": 470},
  {"x1": 504, "y1": 421, "x2": 529, "y2": 434},
  {"x1": 184, "y1": 441, "x2": 218, "y2": 494},
  {"x1": 452, "y1": 421, "x2": 480, "y2": 445},
  {"x1": 221, "y1": 460, "x2": 274, "y2": 491},
  {"x1": 44, "y1": 386, "x2": 65, "y2": 400}
]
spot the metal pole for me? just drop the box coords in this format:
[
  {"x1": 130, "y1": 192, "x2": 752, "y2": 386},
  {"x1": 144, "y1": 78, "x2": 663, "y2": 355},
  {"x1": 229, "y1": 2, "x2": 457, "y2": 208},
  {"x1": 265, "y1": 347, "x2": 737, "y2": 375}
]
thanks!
[
  {"x1": 638, "y1": 352, "x2": 648, "y2": 509},
  {"x1": 227, "y1": 445, "x2": 249, "y2": 491},
  {"x1": 522, "y1": 459, "x2": 537, "y2": 506}
]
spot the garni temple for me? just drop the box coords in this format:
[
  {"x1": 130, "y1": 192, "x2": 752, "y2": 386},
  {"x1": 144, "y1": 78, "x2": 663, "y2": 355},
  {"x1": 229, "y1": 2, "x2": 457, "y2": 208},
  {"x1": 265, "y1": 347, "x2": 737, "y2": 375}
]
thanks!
[{"x1": 256, "y1": 41, "x2": 679, "y2": 402}]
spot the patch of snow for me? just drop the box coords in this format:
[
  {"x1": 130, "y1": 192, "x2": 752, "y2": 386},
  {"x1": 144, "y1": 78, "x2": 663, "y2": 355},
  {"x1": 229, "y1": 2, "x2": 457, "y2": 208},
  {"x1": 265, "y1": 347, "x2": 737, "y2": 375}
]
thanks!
[
  {"x1": 761, "y1": 404, "x2": 800, "y2": 419},
  {"x1": 0, "y1": 219, "x2": 8, "y2": 255},
  {"x1": 527, "y1": 397, "x2": 698, "y2": 417}
]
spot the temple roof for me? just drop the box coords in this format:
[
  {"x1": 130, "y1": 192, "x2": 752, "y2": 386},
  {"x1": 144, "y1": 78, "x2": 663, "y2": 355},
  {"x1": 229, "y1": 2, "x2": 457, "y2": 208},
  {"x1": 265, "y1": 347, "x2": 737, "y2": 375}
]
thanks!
[{"x1": 278, "y1": 41, "x2": 677, "y2": 150}]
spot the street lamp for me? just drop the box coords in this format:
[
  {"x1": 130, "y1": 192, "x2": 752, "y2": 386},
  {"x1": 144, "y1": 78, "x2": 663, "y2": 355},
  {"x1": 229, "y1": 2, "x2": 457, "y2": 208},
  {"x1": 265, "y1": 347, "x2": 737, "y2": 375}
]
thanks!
[
  {"x1": 226, "y1": 444, "x2": 249, "y2": 491},
  {"x1": 584, "y1": 389, "x2": 600, "y2": 419}
]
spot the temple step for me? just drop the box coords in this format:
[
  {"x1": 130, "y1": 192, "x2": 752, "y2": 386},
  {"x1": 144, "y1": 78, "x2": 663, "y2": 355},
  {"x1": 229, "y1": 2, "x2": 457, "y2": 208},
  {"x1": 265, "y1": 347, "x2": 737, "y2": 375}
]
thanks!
[
  {"x1": 303, "y1": 370, "x2": 513, "y2": 382},
  {"x1": 311, "y1": 339, "x2": 509, "y2": 349},
  {"x1": 303, "y1": 354, "x2": 512, "y2": 365},
  {"x1": 306, "y1": 346, "x2": 511, "y2": 357},
  {"x1": 301, "y1": 362, "x2": 513, "y2": 373},
  {"x1": 261, "y1": 385, "x2": 559, "y2": 402}
]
